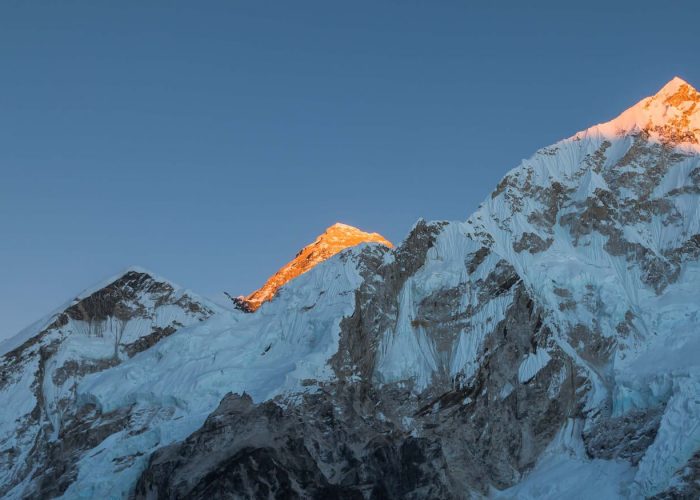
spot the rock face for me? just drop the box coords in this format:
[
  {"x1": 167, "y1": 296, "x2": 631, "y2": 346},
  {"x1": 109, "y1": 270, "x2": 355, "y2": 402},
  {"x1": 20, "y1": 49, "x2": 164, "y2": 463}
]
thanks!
[
  {"x1": 134, "y1": 390, "x2": 454, "y2": 500},
  {"x1": 241, "y1": 222, "x2": 393, "y2": 311},
  {"x1": 3, "y1": 77, "x2": 700, "y2": 499}
]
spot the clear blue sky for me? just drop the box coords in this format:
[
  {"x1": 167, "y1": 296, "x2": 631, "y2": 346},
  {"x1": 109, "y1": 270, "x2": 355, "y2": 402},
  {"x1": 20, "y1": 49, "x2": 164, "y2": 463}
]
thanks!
[{"x1": 1, "y1": 1, "x2": 699, "y2": 339}]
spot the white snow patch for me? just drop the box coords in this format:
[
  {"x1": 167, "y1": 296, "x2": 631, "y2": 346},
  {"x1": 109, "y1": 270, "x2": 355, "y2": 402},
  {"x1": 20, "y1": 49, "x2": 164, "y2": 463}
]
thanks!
[
  {"x1": 518, "y1": 349, "x2": 552, "y2": 384},
  {"x1": 499, "y1": 382, "x2": 514, "y2": 400}
]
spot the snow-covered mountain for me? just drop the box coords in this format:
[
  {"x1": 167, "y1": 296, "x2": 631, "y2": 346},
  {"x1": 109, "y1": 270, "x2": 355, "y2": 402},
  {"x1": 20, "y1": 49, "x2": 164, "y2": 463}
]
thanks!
[
  {"x1": 240, "y1": 222, "x2": 392, "y2": 311},
  {"x1": 3, "y1": 77, "x2": 700, "y2": 499},
  {"x1": 0, "y1": 268, "x2": 226, "y2": 497}
]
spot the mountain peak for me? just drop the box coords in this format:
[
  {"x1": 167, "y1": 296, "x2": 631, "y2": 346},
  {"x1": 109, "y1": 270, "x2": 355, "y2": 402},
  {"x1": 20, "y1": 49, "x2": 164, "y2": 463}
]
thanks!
[
  {"x1": 317, "y1": 222, "x2": 393, "y2": 246},
  {"x1": 650, "y1": 76, "x2": 699, "y2": 108},
  {"x1": 653, "y1": 76, "x2": 696, "y2": 98},
  {"x1": 576, "y1": 77, "x2": 700, "y2": 150},
  {"x1": 325, "y1": 222, "x2": 357, "y2": 232},
  {"x1": 242, "y1": 223, "x2": 392, "y2": 311}
]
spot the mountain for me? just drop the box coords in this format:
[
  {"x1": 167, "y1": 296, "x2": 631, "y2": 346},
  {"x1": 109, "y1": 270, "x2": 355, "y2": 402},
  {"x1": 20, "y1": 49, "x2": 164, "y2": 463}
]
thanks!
[
  {"x1": 3, "y1": 77, "x2": 700, "y2": 499},
  {"x1": 0, "y1": 268, "x2": 227, "y2": 498},
  {"x1": 240, "y1": 222, "x2": 393, "y2": 311}
]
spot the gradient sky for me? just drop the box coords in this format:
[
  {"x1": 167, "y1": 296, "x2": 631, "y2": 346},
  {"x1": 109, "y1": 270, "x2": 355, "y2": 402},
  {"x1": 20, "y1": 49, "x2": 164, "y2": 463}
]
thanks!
[{"x1": 2, "y1": 1, "x2": 699, "y2": 339}]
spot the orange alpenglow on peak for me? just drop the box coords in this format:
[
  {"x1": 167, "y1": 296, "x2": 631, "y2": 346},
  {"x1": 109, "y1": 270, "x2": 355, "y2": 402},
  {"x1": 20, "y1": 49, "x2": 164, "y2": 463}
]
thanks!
[
  {"x1": 241, "y1": 223, "x2": 392, "y2": 311},
  {"x1": 575, "y1": 76, "x2": 700, "y2": 150}
]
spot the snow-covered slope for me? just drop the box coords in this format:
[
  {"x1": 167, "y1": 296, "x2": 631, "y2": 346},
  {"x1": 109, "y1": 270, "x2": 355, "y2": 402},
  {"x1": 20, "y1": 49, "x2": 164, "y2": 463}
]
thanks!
[{"x1": 3, "y1": 77, "x2": 700, "y2": 499}]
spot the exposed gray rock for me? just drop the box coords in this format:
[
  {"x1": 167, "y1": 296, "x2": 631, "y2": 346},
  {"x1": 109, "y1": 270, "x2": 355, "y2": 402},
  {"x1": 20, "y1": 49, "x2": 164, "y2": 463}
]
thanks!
[
  {"x1": 513, "y1": 232, "x2": 554, "y2": 253},
  {"x1": 583, "y1": 406, "x2": 664, "y2": 465},
  {"x1": 134, "y1": 390, "x2": 453, "y2": 500},
  {"x1": 466, "y1": 246, "x2": 490, "y2": 274}
]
